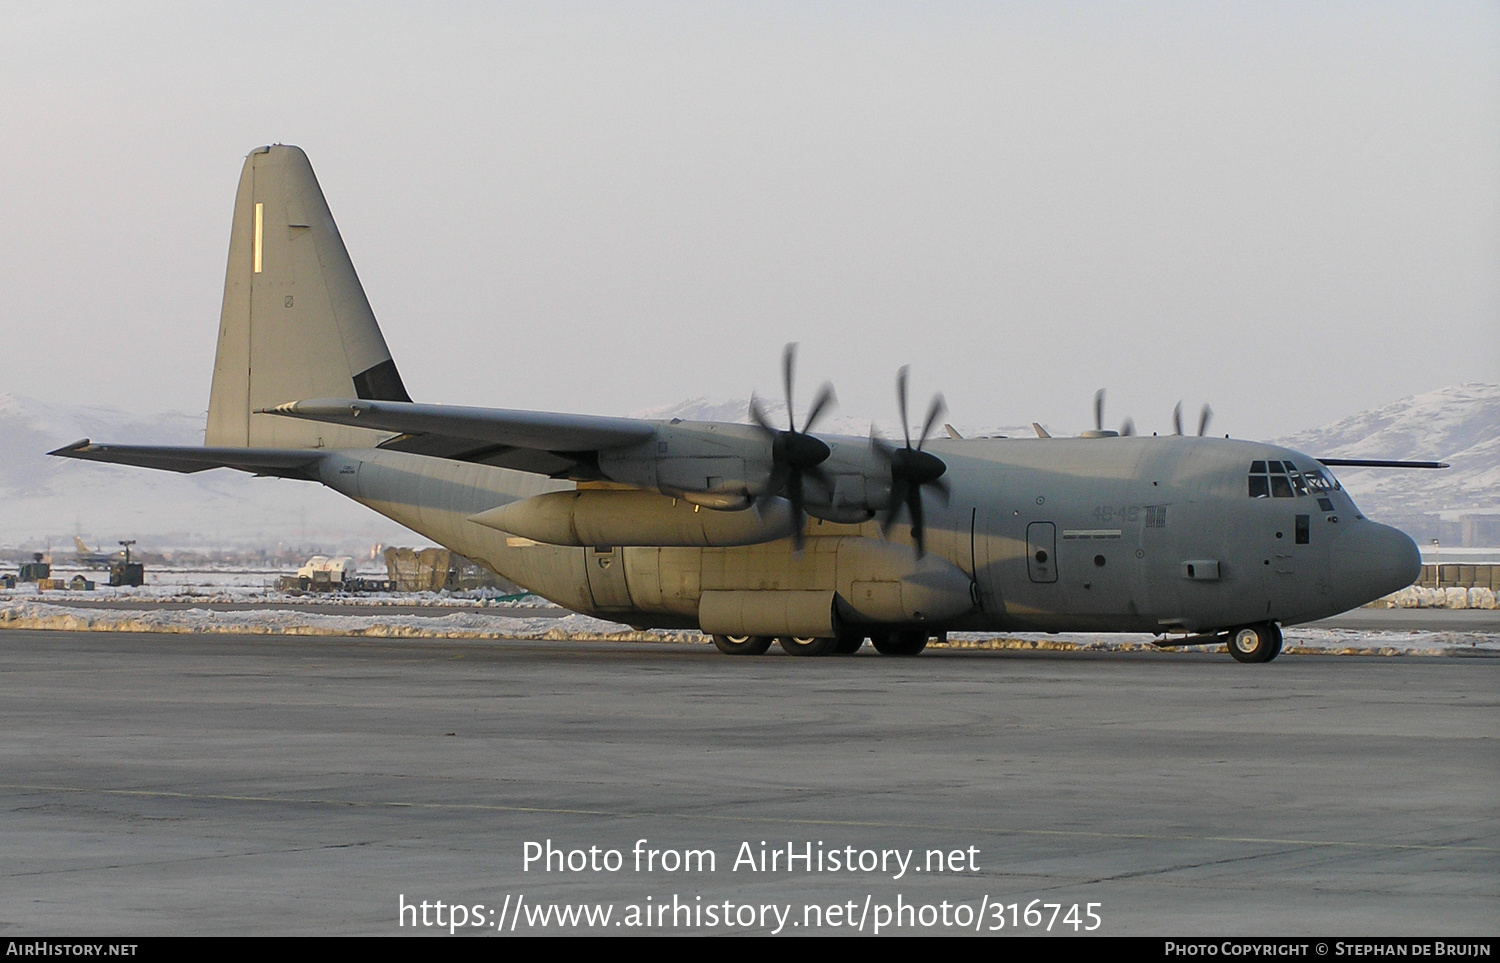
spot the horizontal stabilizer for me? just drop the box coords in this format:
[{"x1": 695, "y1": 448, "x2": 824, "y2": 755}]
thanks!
[
  {"x1": 49, "y1": 440, "x2": 325, "y2": 479},
  {"x1": 261, "y1": 400, "x2": 656, "y2": 452},
  {"x1": 1317, "y1": 458, "x2": 1450, "y2": 469}
]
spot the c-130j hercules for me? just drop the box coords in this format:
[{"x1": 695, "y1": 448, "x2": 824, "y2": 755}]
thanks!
[{"x1": 54, "y1": 145, "x2": 1438, "y2": 662}]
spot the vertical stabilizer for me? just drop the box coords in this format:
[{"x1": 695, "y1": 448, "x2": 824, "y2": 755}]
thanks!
[{"x1": 206, "y1": 145, "x2": 411, "y2": 449}]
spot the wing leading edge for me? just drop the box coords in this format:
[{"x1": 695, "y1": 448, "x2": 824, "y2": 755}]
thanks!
[
  {"x1": 48, "y1": 440, "x2": 326, "y2": 479},
  {"x1": 261, "y1": 399, "x2": 657, "y2": 479}
]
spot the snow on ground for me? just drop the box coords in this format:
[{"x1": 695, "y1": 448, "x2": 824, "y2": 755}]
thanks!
[
  {"x1": 2, "y1": 600, "x2": 1494, "y2": 655},
  {"x1": 0, "y1": 602, "x2": 684, "y2": 641},
  {"x1": 7, "y1": 565, "x2": 545, "y2": 606}
]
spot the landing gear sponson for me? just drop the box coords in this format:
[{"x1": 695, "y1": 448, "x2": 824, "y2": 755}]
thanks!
[{"x1": 711, "y1": 629, "x2": 933, "y2": 657}]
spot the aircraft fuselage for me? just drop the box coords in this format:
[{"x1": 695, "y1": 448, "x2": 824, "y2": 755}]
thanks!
[{"x1": 312, "y1": 431, "x2": 1418, "y2": 638}]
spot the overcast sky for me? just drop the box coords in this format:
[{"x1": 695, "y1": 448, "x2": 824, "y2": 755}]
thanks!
[{"x1": 4, "y1": 2, "x2": 1496, "y2": 441}]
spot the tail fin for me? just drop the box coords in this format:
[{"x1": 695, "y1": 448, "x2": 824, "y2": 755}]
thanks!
[
  {"x1": 74, "y1": 537, "x2": 91, "y2": 555},
  {"x1": 205, "y1": 145, "x2": 411, "y2": 449}
]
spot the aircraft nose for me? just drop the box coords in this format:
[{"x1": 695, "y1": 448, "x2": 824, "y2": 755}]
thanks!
[{"x1": 1331, "y1": 521, "x2": 1421, "y2": 609}]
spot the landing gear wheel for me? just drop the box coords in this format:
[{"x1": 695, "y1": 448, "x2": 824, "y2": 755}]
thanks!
[
  {"x1": 1227, "y1": 622, "x2": 1281, "y2": 663},
  {"x1": 871, "y1": 629, "x2": 929, "y2": 656},
  {"x1": 778, "y1": 636, "x2": 838, "y2": 657},
  {"x1": 1266, "y1": 623, "x2": 1283, "y2": 661},
  {"x1": 712, "y1": 634, "x2": 772, "y2": 656},
  {"x1": 833, "y1": 630, "x2": 866, "y2": 655}
]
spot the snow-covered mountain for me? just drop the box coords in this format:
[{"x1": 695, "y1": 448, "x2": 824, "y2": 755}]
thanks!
[
  {"x1": 1271, "y1": 383, "x2": 1500, "y2": 537},
  {"x1": 3, "y1": 384, "x2": 1495, "y2": 551},
  {"x1": 0, "y1": 393, "x2": 418, "y2": 552}
]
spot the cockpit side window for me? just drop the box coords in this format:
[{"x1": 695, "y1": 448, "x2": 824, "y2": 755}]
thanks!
[{"x1": 1303, "y1": 466, "x2": 1339, "y2": 491}]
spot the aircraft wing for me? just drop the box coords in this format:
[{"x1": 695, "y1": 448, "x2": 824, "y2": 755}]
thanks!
[
  {"x1": 49, "y1": 440, "x2": 327, "y2": 479},
  {"x1": 262, "y1": 399, "x2": 658, "y2": 479}
]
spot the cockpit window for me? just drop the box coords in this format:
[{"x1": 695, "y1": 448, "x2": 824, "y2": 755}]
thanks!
[
  {"x1": 1303, "y1": 467, "x2": 1339, "y2": 491},
  {"x1": 1248, "y1": 460, "x2": 1337, "y2": 498}
]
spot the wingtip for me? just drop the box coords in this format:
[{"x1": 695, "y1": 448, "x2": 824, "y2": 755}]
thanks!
[{"x1": 48, "y1": 438, "x2": 91, "y2": 456}]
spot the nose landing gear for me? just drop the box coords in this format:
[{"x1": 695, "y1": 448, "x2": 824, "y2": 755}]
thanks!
[{"x1": 1227, "y1": 622, "x2": 1283, "y2": 663}]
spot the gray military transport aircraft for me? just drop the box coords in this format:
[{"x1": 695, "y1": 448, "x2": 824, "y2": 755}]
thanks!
[{"x1": 53, "y1": 145, "x2": 1437, "y2": 662}]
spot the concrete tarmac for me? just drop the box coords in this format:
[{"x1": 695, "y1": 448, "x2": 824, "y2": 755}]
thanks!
[{"x1": 0, "y1": 630, "x2": 1494, "y2": 937}]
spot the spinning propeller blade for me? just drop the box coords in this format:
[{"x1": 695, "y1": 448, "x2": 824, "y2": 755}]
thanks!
[
  {"x1": 876, "y1": 366, "x2": 949, "y2": 557},
  {"x1": 749, "y1": 344, "x2": 835, "y2": 550}
]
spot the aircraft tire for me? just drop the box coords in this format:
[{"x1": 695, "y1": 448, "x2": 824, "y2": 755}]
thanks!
[
  {"x1": 1227, "y1": 623, "x2": 1279, "y2": 663},
  {"x1": 712, "y1": 634, "x2": 773, "y2": 656},
  {"x1": 832, "y1": 630, "x2": 866, "y2": 655},
  {"x1": 871, "y1": 629, "x2": 929, "y2": 656},
  {"x1": 778, "y1": 636, "x2": 838, "y2": 657}
]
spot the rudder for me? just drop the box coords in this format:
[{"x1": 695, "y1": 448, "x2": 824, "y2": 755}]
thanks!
[{"x1": 205, "y1": 145, "x2": 410, "y2": 449}]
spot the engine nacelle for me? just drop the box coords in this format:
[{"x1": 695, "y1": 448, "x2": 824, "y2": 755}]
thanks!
[
  {"x1": 598, "y1": 422, "x2": 773, "y2": 497},
  {"x1": 595, "y1": 421, "x2": 900, "y2": 519}
]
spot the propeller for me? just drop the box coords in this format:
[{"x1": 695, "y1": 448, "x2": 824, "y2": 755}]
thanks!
[
  {"x1": 1172, "y1": 401, "x2": 1214, "y2": 436},
  {"x1": 872, "y1": 366, "x2": 950, "y2": 557},
  {"x1": 749, "y1": 343, "x2": 836, "y2": 549},
  {"x1": 1086, "y1": 389, "x2": 1134, "y2": 437}
]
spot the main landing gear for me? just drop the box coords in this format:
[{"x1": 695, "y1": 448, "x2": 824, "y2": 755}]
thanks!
[
  {"x1": 777, "y1": 636, "x2": 839, "y2": 657},
  {"x1": 710, "y1": 630, "x2": 931, "y2": 657},
  {"x1": 711, "y1": 634, "x2": 773, "y2": 656},
  {"x1": 1227, "y1": 621, "x2": 1283, "y2": 663},
  {"x1": 870, "y1": 629, "x2": 929, "y2": 656}
]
